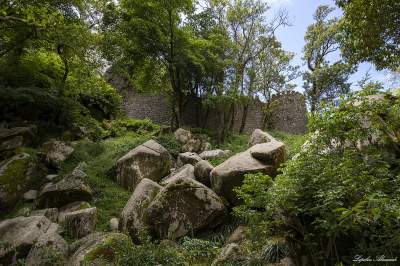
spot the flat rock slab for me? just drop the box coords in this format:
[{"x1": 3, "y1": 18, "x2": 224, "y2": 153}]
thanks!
[{"x1": 249, "y1": 141, "x2": 286, "y2": 165}]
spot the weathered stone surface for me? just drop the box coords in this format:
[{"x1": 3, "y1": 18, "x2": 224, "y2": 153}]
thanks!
[
  {"x1": 160, "y1": 164, "x2": 195, "y2": 186},
  {"x1": 249, "y1": 129, "x2": 274, "y2": 146},
  {"x1": 249, "y1": 141, "x2": 286, "y2": 165},
  {"x1": 37, "y1": 172, "x2": 92, "y2": 209},
  {"x1": 145, "y1": 178, "x2": 226, "y2": 239},
  {"x1": 0, "y1": 216, "x2": 57, "y2": 264},
  {"x1": 0, "y1": 153, "x2": 44, "y2": 211},
  {"x1": 26, "y1": 230, "x2": 68, "y2": 266},
  {"x1": 45, "y1": 174, "x2": 58, "y2": 181},
  {"x1": 116, "y1": 139, "x2": 172, "y2": 191},
  {"x1": 119, "y1": 178, "x2": 162, "y2": 242},
  {"x1": 64, "y1": 207, "x2": 97, "y2": 238},
  {"x1": 194, "y1": 160, "x2": 214, "y2": 187},
  {"x1": 68, "y1": 232, "x2": 132, "y2": 266},
  {"x1": 58, "y1": 201, "x2": 91, "y2": 223},
  {"x1": 212, "y1": 243, "x2": 241, "y2": 265},
  {"x1": 0, "y1": 126, "x2": 36, "y2": 152},
  {"x1": 23, "y1": 189, "x2": 38, "y2": 201},
  {"x1": 199, "y1": 149, "x2": 231, "y2": 160},
  {"x1": 177, "y1": 152, "x2": 202, "y2": 167},
  {"x1": 175, "y1": 128, "x2": 192, "y2": 144},
  {"x1": 42, "y1": 140, "x2": 74, "y2": 169},
  {"x1": 210, "y1": 150, "x2": 275, "y2": 205},
  {"x1": 226, "y1": 225, "x2": 247, "y2": 245},
  {"x1": 30, "y1": 208, "x2": 59, "y2": 223},
  {"x1": 109, "y1": 218, "x2": 119, "y2": 232}
]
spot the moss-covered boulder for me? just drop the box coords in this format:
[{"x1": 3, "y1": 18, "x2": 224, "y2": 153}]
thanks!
[
  {"x1": 26, "y1": 229, "x2": 68, "y2": 266},
  {"x1": 0, "y1": 152, "x2": 44, "y2": 211},
  {"x1": 69, "y1": 232, "x2": 133, "y2": 266},
  {"x1": 115, "y1": 139, "x2": 172, "y2": 191},
  {"x1": 0, "y1": 126, "x2": 36, "y2": 153},
  {"x1": 145, "y1": 178, "x2": 226, "y2": 239},
  {"x1": 119, "y1": 178, "x2": 162, "y2": 243},
  {"x1": 37, "y1": 174, "x2": 93, "y2": 209},
  {"x1": 160, "y1": 164, "x2": 195, "y2": 186},
  {"x1": 64, "y1": 207, "x2": 97, "y2": 239}
]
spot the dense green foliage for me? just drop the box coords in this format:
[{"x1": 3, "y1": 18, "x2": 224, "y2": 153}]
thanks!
[
  {"x1": 0, "y1": 1, "x2": 122, "y2": 138},
  {"x1": 302, "y1": 5, "x2": 355, "y2": 113},
  {"x1": 235, "y1": 90, "x2": 400, "y2": 265},
  {"x1": 336, "y1": 0, "x2": 400, "y2": 70}
]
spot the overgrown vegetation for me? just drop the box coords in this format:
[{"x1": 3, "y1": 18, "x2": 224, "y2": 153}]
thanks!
[{"x1": 234, "y1": 89, "x2": 400, "y2": 265}]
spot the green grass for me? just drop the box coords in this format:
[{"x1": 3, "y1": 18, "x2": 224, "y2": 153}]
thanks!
[
  {"x1": 59, "y1": 132, "x2": 154, "y2": 231},
  {"x1": 269, "y1": 130, "x2": 307, "y2": 159}
]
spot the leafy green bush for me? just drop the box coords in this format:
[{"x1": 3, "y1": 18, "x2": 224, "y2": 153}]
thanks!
[
  {"x1": 180, "y1": 237, "x2": 220, "y2": 262},
  {"x1": 115, "y1": 242, "x2": 186, "y2": 266},
  {"x1": 103, "y1": 118, "x2": 160, "y2": 138},
  {"x1": 234, "y1": 91, "x2": 400, "y2": 265}
]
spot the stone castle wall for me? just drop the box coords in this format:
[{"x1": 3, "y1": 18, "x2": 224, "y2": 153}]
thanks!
[{"x1": 107, "y1": 73, "x2": 307, "y2": 134}]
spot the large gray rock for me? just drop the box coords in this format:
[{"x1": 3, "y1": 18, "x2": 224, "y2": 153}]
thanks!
[
  {"x1": 58, "y1": 201, "x2": 91, "y2": 223},
  {"x1": 145, "y1": 178, "x2": 226, "y2": 239},
  {"x1": 42, "y1": 140, "x2": 74, "y2": 169},
  {"x1": 68, "y1": 232, "x2": 133, "y2": 266},
  {"x1": 194, "y1": 160, "x2": 214, "y2": 187},
  {"x1": 249, "y1": 129, "x2": 274, "y2": 146},
  {"x1": 249, "y1": 141, "x2": 286, "y2": 165},
  {"x1": 0, "y1": 152, "x2": 44, "y2": 211},
  {"x1": 210, "y1": 150, "x2": 275, "y2": 205},
  {"x1": 30, "y1": 208, "x2": 59, "y2": 223},
  {"x1": 64, "y1": 207, "x2": 97, "y2": 238},
  {"x1": 212, "y1": 243, "x2": 241, "y2": 265},
  {"x1": 0, "y1": 126, "x2": 36, "y2": 152},
  {"x1": 160, "y1": 164, "x2": 195, "y2": 186},
  {"x1": 0, "y1": 216, "x2": 58, "y2": 264},
  {"x1": 177, "y1": 152, "x2": 202, "y2": 167},
  {"x1": 174, "y1": 128, "x2": 192, "y2": 144},
  {"x1": 119, "y1": 178, "x2": 162, "y2": 243},
  {"x1": 116, "y1": 139, "x2": 172, "y2": 191},
  {"x1": 23, "y1": 189, "x2": 38, "y2": 201},
  {"x1": 37, "y1": 174, "x2": 93, "y2": 208},
  {"x1": 199, "y1": 149, "x2": 231, "y2": 160},
  {"x1": 26, "y1": 230, "x2": 68, "y2": 266}
]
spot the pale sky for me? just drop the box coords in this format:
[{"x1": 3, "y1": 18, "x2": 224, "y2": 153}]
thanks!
[{"x1": 265, "y1": 0, "x2": 395, "y2": 91}]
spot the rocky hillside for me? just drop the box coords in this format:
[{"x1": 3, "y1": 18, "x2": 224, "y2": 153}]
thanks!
[{"x1": 0, "y1": 123, "x2": 303, "y2": 266}]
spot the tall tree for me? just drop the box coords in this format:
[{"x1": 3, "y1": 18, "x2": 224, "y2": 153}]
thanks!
[
  {"x1": 303, "y1": 5, "x2": 355, "y2": 113},
  {"x1": 336, "y1": 0, "x2": 400, "y2": 71},
  {"x1": 254, "y1": 38, "x2": 299, "y2": 128},
  {"x1": 114, "y1": 0, "x2": 202, "y2": 128}
]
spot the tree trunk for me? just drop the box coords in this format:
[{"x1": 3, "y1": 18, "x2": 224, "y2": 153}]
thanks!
[{"x1": 239, "y1": 103, "x2": 249, "y2": 134}]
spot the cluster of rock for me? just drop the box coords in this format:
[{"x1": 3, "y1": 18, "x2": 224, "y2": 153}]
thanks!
[
  {"x1": 0, "y1": 126, "x2": 110, "y2": 265},
  {"x1": 114, "y1": 128, "x2": 286, "y2": 243},
  {"x1": 0, "y1": 126, "x2": 286, "y2": 264}
]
